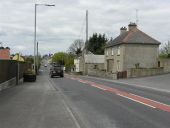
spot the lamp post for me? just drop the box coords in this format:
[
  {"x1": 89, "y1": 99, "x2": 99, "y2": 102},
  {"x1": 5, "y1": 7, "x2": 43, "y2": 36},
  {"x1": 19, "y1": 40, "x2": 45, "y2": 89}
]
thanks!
[{"x1": 34, "y1": 4, "x2": 55, "y2": 74}]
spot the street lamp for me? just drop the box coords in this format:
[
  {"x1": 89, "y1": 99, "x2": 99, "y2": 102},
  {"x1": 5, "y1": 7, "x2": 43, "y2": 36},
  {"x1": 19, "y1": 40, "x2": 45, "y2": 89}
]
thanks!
[{"x1": 34, "y1": 4, "x2": 55, "y2": 74}]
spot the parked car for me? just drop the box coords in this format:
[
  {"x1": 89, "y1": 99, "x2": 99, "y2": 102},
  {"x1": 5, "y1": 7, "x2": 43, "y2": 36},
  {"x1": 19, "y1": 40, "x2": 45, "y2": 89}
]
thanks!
[
  {"x1": 44, "y1": 64, "x2": 47, "y2": 67},
  {"x1": 49, "y1": 65, "x2": 64, "y2": 78}
]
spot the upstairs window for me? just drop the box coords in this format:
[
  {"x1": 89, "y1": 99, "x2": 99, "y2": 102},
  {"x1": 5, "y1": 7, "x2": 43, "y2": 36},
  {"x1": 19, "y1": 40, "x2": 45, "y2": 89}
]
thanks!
[
  {"x1": 111, "y1": 48, "x2": 114, "y2": 55},
  {"x1": 106, "y1": 49, "x2": 109, "y2": 56},
  {"x1": 117, "y1": 46, "x2": 120, "y2": 55}
]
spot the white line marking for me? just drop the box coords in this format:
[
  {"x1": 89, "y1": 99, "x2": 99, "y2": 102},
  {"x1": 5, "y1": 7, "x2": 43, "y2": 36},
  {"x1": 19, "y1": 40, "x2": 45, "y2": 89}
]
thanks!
[
  {"x1": 117, "y1": 94, "x2": 156, "y2": 108},
  {"x1": 90, "y1": 84, "x2": 106, "y2": 90},
  {"x1": 62, "y1": 98, "x2": 81, "y2": 128},
  {"x1": 130, "y1": 93, "x2": 170, "y2": 106}
]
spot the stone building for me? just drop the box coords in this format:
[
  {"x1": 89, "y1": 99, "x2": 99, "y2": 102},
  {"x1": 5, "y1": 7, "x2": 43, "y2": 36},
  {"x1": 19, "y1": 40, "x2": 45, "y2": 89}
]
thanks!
[
  {"x1": 105, "y1": 23, "x2": 161, "y2": 73},
  {"x1": 74, "y1": 53, "x2": 104, "y2": 75}
]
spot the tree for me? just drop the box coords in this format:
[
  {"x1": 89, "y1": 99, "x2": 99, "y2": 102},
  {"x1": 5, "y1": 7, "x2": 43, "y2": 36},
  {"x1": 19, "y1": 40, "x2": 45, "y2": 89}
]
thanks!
[
  {"x1": 86, "y1": 33, "x2": 108, "y2": 55},
  {"x1": 160, "y1": 41, "x2": 170, "y2": 58},
  {"x1": 52, "y1": 52, "x2": 66, "y2": 65},
  {"x1": 68, "y1": 39, "x2": 84, "y2": 56},
  {"x1": 25, "y1": 55, "x2": 34, "y2": 64},
  {"x1": 52, "y1": 52, "x2": 74, "y2": 71}
]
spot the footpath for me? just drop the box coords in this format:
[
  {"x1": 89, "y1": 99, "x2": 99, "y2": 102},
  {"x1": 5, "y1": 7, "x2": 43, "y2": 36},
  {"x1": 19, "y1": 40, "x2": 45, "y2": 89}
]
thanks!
[
  {"x1": 83, "y1": 73, "x2": 170, "y2": 93},
  {"x1": 0, "y1": 72, "x2": 78, "y2": 128}
]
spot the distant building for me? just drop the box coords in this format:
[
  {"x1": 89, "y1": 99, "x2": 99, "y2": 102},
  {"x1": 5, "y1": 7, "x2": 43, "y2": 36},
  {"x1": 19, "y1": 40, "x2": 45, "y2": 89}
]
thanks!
[
  {"x1": 12, "y1": 53, "x2": 24, "y2": 62},
  {"x1": 74, "y1": 53, "x2": 104, "y2": 74},
  {"x1": 0, "y1": 47, "x2": 10, "y2": 60},
  {"x1": 105, "y1": 22, "x2": 161, "y2": 73}
]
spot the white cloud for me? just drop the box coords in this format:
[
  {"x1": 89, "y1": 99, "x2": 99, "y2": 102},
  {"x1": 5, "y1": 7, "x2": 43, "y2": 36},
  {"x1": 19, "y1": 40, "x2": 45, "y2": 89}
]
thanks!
[{"x1": 0, "y1": 0, "x2": 170, "y2": 55}]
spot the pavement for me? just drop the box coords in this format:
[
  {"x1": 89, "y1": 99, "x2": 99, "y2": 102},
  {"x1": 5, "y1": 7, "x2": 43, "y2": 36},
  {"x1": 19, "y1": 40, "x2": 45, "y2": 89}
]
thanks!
[
  {"x1": 0, "y1": 70, "x2": 79, "y2": 128},
  {"x1": 83, "y1": 73, "x2": 170, "y2": 93}
]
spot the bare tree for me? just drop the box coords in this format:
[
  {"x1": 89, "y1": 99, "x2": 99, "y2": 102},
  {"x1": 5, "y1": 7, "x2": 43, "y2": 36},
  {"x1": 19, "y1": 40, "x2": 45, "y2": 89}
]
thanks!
[{"x1": 68, "y1": 39, "x2": 84, "y2": 56}]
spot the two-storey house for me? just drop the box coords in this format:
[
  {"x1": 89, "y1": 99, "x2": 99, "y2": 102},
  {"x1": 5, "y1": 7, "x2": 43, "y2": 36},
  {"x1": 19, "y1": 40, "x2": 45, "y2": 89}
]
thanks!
[{"x1": 105, "y1": 23, "x2": 161, "y2": 73}]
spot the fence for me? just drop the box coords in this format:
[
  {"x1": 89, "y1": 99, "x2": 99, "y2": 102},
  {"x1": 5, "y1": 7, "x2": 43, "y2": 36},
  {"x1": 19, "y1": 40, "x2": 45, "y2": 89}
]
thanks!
[{"x1": 0, "y1": 60, "x2": 26, "y2": 85}]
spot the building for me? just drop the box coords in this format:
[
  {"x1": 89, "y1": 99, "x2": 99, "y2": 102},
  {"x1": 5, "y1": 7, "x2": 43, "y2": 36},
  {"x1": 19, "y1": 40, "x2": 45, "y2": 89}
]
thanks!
[
  {"x1": 0, "y1": 47, "x2": 10, "y2": 60},
  {"x1": 74, "y1": 53, "x2": 104, "y2": 75},
  {"x1": 105, "y1": 22, "x2": 161, "y2": 73},
  {"x1": 12, "y1": 53, "x2": 24, "y2": 62}
]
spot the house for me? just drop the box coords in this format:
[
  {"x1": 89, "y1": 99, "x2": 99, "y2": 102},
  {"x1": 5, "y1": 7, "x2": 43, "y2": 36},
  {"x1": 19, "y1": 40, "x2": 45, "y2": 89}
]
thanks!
[
  {"x1": 0, "y1": 47, "x2": 10, "y2": 60},
  {"x1": 74, "y1": 53, "x2": 104, "y2": 75},
  {"x1": 12, "y1": 53, "x2": 24, "y2": 62},
  {"x1": 105, "y1": 22, "x2": 161, "y2": 73}
]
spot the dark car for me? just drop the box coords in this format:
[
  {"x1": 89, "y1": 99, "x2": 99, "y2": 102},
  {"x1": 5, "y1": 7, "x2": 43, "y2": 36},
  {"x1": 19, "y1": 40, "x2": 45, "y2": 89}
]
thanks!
[{"x1": 50, "y1": 65, "x2": 64, "y2": 78}]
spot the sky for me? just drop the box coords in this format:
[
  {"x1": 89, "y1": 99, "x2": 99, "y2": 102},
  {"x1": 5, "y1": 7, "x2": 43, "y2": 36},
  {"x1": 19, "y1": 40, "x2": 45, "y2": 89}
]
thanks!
[{"x1": 0, "y1": 0, "x2": 170, "y2": 55}]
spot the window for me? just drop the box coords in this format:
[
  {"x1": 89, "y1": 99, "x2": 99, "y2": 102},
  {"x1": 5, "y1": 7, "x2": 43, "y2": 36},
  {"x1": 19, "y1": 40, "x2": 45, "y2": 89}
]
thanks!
[
  {"x1": 111, "y1": 48, "x2": 114, "y2": 55},
  {"x1": 94, "y1": 65, "x2": 98, "y2": 69},
  {"x1": 117, "y1": 46, "x2": 120, "y2": 55},
  {"x1": 106, "y1": 49, "x2": 109, "y2": 56},
  {"x1": 117, "y1": 60, "x2": 120, "y2": 71}
]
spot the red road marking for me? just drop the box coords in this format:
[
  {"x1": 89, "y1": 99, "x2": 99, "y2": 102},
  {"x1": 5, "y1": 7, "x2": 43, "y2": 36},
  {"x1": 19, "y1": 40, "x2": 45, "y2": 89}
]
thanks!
[{"x1": 68, "y1": 77, "x2": 170, "y2": 112}]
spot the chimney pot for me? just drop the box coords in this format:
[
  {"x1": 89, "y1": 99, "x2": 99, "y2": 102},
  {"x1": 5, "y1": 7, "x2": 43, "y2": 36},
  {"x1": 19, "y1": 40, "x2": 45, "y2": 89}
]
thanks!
[
  {"x1": 128, "y1": 22, "x2": 137, "y2": 31},
  {"x1": 120, "y1": 27, "x2": 127, "y2": 35}
]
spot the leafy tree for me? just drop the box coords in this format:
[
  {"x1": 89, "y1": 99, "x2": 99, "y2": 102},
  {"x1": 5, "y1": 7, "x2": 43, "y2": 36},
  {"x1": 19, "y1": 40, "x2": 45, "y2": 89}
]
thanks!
[
  {"x1": 25, "y1": 55, "x2": 34, "y2": 64},
  {"x1": 86, "y1": 33, "x2": 108, "y2": 55},
  {"x1": 52, "y1": 52, "x2": 66, "y2": 65},
  {"x1": 160, "y1": 41, "x2": 170, "y2": 58},
  {"x1": 68, "y1": 39, "x2": 84, "y2": 56},
  {"x1": 52, "y1": 52, "x2": 74, "y2": 71}
]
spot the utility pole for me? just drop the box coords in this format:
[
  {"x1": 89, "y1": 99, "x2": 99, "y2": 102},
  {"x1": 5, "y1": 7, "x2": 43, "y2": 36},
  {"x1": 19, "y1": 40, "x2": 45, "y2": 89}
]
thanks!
[
  {"x1": 83, "y1": 10, "x2": 88, "y2": 75},
  {"x1": 36, "y1": 41, "x2": 39, "y2": 74},
  {"x1": 34, "y1": 4, "x2": 37, "y2": 73},
  {"x1": 86, "y1": 10, "x2": 88, "y2": 45},
  {"x1": 34, "y1": 4, "x2": 55, "y2": 74}
]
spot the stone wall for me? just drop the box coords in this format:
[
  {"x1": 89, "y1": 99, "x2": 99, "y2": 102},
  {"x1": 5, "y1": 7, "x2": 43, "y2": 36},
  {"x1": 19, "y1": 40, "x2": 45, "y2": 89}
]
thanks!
[
  {"x1": 127, "y1": 68, "x2": 164, "y2": 78},
  {"x1": 159, "y1": 58, "x2": 170, "y2": 73},
  {"x1": 87, "y1": 68, "x2": 114, "y2": 79}
]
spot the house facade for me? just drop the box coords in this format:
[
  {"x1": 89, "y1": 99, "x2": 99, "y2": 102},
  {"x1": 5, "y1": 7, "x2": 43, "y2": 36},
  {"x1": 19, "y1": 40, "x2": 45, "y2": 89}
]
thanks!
[
  {"x1": 105, "y1": 23, "x2": 161, "y2": 73},
  {"x1": 74, "y1": 53, "x2": 104, "y2": 75}
]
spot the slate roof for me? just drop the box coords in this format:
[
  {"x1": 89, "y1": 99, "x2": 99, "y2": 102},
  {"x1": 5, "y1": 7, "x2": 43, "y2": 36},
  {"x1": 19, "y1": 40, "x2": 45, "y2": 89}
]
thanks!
[
  {"x1": 106, "y1": 27, "x2": 161, "y2": 48},
  {"x1": 84, "y1": 54, "x2": 104, "y2": 64}
]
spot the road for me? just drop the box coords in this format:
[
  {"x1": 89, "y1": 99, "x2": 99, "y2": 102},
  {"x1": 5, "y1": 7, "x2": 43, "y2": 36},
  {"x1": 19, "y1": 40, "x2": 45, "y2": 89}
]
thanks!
[{"x1": 46, "y1": 67, "x2": 170, "y2": 128}]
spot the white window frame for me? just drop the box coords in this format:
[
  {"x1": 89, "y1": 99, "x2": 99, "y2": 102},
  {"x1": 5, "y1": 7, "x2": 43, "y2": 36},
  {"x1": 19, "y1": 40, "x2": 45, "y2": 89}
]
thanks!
[
  {"x1": 117, "y1": 46, "x2": 120, "y2": 55},
  {"x1": 106, "y1": 49, "x2": 109, "y2": 56},
  {"x1": 111, "y1": 48, "x2": 114, "y2": 55},
  {"x1": 117, "y1": 60, "x2": 120, "y2": 71}
]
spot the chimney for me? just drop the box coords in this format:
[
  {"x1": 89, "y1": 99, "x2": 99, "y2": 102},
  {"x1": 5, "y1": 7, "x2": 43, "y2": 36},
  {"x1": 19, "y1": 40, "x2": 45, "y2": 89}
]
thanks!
[
  {"x1": 120, "y1": 27, "x2": 127, "y2": 35},
  {"x1": 128, "y1": 22, "x2": 137, "y2": 31},
  {"x1": 0, "y1": 47, "x2": 10, "y2": 60}
]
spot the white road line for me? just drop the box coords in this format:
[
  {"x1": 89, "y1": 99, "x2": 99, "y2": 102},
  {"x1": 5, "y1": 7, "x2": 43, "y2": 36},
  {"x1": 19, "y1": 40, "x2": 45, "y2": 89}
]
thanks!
[
  {"x1": 90, "y1": 84, "x2": 106, "y2": 91},
  {"x1": 130, "y1": 93, "x2": 170, "y2": 106},
  {"x1": 116, "y1": 93, "x2": 156, "y2": 109},
  {"x1": 62, "y1": 96, "x2": 81, "y2": 128}
]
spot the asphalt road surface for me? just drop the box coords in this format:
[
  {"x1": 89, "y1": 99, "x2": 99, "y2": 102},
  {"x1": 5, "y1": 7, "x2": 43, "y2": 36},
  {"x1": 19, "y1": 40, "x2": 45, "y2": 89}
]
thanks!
[{"x1": 45, "y1": 67, "x2": 170, "y2": 128}]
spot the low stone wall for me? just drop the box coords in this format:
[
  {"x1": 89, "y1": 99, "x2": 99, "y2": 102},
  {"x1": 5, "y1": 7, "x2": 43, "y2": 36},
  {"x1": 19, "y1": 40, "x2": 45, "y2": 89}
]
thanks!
[
  {"x1": 127, "y1": 68, "x2": 164, "y2": 78},
  {"x1": 0, "y1": 77, "x2": 16, "y2": 91},
  {"x1": 87, "y1": 69, "x2": 114, "y2": 79},
  {"x1": 159, "y1": 58, "x2": 170, "y2": 73}
]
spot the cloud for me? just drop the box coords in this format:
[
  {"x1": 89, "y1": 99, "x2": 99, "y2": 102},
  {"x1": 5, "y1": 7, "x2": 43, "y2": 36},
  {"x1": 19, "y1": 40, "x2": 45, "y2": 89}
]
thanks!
[{"x1": 0, "y1": 0, "x2": 170, "y2": 55}]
